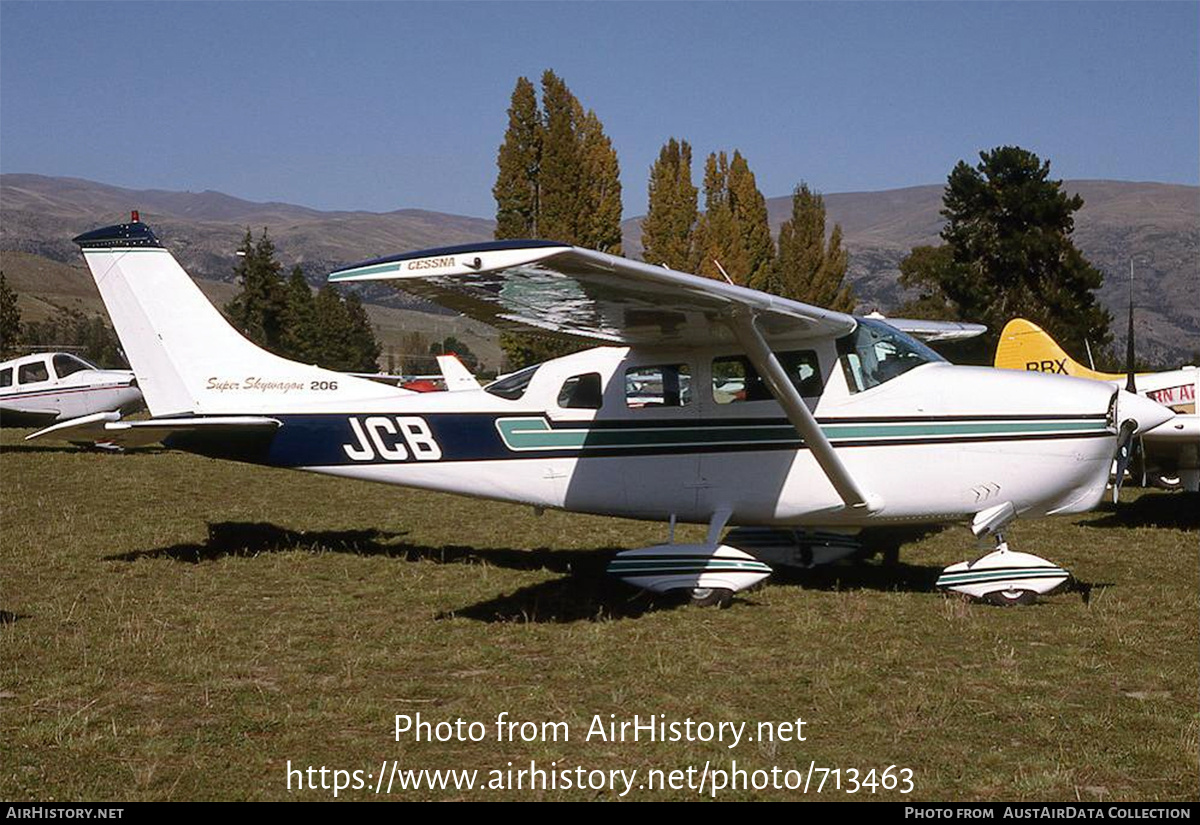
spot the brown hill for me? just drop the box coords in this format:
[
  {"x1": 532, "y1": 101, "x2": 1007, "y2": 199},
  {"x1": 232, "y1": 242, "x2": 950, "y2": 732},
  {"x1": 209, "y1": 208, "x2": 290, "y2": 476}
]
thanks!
[{"x1": 4, "y1": 173, "x2": 1197, "y2": 363}]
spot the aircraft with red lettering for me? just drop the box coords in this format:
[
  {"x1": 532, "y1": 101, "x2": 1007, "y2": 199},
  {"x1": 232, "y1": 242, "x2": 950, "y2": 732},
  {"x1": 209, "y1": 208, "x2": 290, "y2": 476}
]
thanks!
[{"x1": 29, "y1": 215, "x2": 1173, "y2": 606}]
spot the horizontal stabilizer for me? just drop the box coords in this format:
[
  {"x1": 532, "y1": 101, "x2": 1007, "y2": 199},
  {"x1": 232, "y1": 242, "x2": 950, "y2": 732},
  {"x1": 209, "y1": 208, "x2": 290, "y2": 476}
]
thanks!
[
  {"x1": 28, "y1": 412, "x2": 281, "y2": 448},
  {"x1": 436, "y1": 354, "x2": 481, "y2": 391}
]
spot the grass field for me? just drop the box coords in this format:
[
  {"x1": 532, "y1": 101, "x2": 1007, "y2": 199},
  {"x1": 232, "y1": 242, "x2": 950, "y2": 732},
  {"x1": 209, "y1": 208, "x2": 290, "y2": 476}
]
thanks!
[{"x1": 1, "y1": 428, "x2": 1197, "y2": 802}]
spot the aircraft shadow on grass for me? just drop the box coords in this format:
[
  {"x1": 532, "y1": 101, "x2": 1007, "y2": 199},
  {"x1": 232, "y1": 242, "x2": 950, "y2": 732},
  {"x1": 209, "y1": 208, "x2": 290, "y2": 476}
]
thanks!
[
  {"x1": 101, "y1": 520, "x2": 1083, "y2": 623},
  {"x1": 1081, "y1": 494, "x2": 1199, "y2": 532}
]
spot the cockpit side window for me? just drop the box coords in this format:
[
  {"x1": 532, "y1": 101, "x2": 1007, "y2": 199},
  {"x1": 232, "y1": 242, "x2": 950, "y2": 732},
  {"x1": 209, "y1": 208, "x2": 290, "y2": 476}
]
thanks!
[
  {"x1": 0, "y1": 368, "x2": 12, "y2": 388},
  {"x1": 484, "y1": 365, "x2": 539, "y2": 400},
  {"x1": 18, "y1": 362, "x2": 50, "y2": 385},
  {"x1": 557, "y1": 373, "x2": 603, "y2": 409},
  {"x1": 836, "y1": 318, "x2": 944, "y2": 394},
  {"x1": 53, "y1": 354, "x2": 94, "y2": 378}
]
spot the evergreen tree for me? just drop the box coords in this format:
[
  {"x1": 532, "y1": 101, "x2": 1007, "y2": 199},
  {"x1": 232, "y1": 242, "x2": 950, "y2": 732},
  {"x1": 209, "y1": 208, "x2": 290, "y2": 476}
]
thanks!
[
  {"x1": 430, "y1": 335, "x2": 479, "y2": 372},
  {"x1": 0, "y1": 272, "x2": 21, "y2": 357},
  {"x1": 225, "y1": 228, "x2": 287, "y2": 351},
  {"x1": 493, "y1": 77, "x2": 541, "y2": 239},
  {"x1": 641, "y1": 138, "x2": 698, "y2": 271},
  {"x1": 900, "y1": 146, "x2": 1111, "y2": 358},
  {"x1": 280, "y1": 266, "x2": 318, "y2": 363},
  {"x1": 225, "y1": 234, "x2": 380, "y2": 371},
  {"x1": 771, "y1": 183, "x2": 855, "y2": 311},
  {"x1": 312, "y1": 285, "x2": 354, "y2": 371},
  {"x1": 342, "y1": 291, "x2": 381, "y2": 372},
  {"x1": 492, "y1": 70, "x2": 622, "y2": 369}
]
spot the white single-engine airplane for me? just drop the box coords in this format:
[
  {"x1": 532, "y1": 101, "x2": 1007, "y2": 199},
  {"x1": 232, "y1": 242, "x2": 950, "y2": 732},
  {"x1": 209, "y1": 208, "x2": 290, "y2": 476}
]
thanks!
[
  {"x1": 1, "y1": 351, "x2": 142, "y2": 428},
  {"x1": 30, "y1": 216, "x2": 1173, "y2": 606}
]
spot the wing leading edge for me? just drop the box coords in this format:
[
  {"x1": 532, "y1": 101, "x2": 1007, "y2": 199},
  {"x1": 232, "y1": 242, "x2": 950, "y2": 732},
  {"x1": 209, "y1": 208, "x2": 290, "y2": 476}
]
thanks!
[{"x1": 329, "y1": 242, "x2": 856, "y2": 348}]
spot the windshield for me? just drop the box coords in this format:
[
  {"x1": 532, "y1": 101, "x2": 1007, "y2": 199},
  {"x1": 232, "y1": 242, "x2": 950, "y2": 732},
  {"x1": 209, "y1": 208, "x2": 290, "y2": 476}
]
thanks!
[
  {"x1": 837, "y1": 318, "x2": 944, "y2": 393},
  {"x1": 53, "y1": 353, "x2": 97, "y2": 378}
]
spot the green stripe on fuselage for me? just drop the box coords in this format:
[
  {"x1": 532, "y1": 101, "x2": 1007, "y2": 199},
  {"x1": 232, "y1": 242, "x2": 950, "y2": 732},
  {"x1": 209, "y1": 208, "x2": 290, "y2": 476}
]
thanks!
[{"x1": 495, "y1": 417, "x2": 1106, "y2": 452}]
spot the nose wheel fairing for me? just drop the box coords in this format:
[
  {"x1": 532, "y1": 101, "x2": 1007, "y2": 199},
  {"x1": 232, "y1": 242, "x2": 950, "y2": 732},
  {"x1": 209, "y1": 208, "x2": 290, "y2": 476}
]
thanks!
[{"x1": 936, "y1": 543, "x2": 1071, "y2": 604}]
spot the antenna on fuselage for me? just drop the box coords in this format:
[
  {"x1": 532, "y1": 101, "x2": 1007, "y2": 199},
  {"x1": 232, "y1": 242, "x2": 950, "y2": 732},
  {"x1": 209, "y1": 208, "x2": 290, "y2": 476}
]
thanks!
[{"x1": 1125, "y1": 259, "x2": 1136, "y2": 394}]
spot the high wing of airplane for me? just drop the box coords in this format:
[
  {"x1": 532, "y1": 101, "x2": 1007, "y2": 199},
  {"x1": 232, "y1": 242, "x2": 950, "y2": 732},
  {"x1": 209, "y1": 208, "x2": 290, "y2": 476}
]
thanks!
[
  {"x1": 1, "y1": 351, "x2": 142, "y2": 429},
  {"x1": 30, "y1": 217, "x2": 1173, "y2": 607},
  {"x1": 995, "y1": 318, "x2": 1198, "y2": 492},
  {"x1": 861, "y1": 312, "x2": 987, "y2": 343}
]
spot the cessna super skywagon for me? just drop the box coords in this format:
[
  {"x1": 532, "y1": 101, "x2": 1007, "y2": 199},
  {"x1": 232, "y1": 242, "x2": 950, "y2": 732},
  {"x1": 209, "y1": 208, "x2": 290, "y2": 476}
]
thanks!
[
  {"x1": 1, "y1": 351, "x2": 142, "y2": 427},
  {"x1": 995, "y1": 318, "x2": 1199, "y2": 493},
  {"x1": 30, "y1": 216, "x2": 1173, "y2": 606}
]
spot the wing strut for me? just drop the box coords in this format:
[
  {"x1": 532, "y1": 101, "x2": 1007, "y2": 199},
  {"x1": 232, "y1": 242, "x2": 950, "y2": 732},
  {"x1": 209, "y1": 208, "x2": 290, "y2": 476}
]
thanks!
[{"x1": 729, "y1": 311, "x2": 877, "y2": 512}]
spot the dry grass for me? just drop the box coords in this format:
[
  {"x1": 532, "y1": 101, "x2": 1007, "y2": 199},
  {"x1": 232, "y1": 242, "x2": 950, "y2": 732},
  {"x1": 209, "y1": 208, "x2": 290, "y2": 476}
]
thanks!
[{"x1": 1, "y1": 429, "x2": 1196, "y2": 801}]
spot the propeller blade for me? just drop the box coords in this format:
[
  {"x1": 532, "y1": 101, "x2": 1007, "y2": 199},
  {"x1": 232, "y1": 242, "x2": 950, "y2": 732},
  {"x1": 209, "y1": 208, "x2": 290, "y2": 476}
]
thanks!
[{"x1": 1112, "y1": 419, "x2": 1138, "y2": 503}]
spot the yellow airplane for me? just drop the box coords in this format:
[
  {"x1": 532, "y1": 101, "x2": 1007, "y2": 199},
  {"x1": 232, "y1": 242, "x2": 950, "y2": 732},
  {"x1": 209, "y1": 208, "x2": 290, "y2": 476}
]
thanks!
[{"x1": 995, "y1": 318, "x2": 1198, "y2": 491}]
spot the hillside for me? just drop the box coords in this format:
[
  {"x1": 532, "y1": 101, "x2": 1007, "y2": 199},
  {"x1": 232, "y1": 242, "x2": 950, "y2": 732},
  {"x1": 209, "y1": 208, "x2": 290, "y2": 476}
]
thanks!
[
  {"x1": 0, "y1": 249, "x2": 503, "y2": 374},
  {"x1": 3, "y1": 173, "x2": 1197, "y2": 363}
]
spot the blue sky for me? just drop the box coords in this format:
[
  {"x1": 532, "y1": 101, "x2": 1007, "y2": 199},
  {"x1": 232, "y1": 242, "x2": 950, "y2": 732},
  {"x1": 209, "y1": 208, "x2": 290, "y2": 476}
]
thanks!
[{"x1": 1, "y1": 1, "x2": 1196, "y2": 218}]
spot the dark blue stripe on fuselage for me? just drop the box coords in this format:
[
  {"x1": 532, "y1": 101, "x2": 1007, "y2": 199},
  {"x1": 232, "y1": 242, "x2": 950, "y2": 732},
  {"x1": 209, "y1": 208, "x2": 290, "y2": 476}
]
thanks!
[{"x1": 159, "y1": 412, "x2": 1111, "y2": 469}]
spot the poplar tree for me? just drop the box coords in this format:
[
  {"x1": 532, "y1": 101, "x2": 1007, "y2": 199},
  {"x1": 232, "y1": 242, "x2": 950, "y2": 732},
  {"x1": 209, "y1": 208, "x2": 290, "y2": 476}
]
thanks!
[
  {"x1": 693, "y1": 151, "x2": 751, "y2": 284},
  {"x1": 493, "y1": 77, "x2": 541, "y2": 239},
  {"x1": 641, "y1": 138, "x2": 698, "y2": 271},
  {"x1": 727, "y1": 151, "x2": 774, "y2": 289},
  {"x1": 579, "y1": 108, "x2": 623, "y2": 254},
  {"x1": 771, "y1": 183, "x2": 855, "y2": 311},
  {"x1": 537, "y1": 71, "x2": 584, "y2": 244},
  {"x1": 492, "y1": 70, "x2": 622, "y2": 369}
]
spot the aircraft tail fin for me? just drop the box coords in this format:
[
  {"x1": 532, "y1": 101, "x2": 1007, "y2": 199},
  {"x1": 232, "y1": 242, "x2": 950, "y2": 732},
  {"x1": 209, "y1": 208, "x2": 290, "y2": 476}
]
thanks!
[
  {"x1": 994, "y1": 319, "x2": 1117, "y2": 381},
  {"x1": 73, "y1": 217, "x2": 405, "y2": 416}
]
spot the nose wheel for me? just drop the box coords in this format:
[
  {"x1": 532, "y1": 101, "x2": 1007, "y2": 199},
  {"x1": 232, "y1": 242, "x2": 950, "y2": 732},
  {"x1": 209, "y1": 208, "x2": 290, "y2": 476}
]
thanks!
[{"x1": 688, "y1": 587, "x2": 734, "y2": 608}]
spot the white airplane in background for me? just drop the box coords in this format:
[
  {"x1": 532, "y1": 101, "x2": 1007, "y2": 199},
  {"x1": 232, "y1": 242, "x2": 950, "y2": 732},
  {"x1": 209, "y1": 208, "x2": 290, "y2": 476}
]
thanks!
[
  {"x1": 30, "y1": 216, "x2": 1172, "y2": 606},
  {"x1": 1, "y1": 351, "x2": 142, "y2": 428},
  {"x1": 995, "y1": 318, "x2": 1199, "y2": 493}
]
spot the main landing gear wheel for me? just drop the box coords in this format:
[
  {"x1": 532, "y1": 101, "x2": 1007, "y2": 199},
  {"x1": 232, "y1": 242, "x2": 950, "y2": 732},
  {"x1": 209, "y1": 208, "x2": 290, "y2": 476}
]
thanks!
[
  {"x1": 689, "y1": 587, "x2": 733, "y2": 608},
  {"x1": 983, "y1": 588, "x2": 1038, "y2": 607}
]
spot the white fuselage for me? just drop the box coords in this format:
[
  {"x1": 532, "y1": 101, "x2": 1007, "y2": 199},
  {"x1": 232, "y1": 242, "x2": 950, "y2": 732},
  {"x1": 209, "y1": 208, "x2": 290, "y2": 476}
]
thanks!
[{"x1": 264, "y1": 343, "x2": 1128, "y2": 529}]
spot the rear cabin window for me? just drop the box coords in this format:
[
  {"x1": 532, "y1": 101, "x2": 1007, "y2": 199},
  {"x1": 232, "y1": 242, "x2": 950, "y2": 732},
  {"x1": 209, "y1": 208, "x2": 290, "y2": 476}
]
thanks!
[
  {"x1": 53, "y1": 354, "x2": 94, "y2": 378},
  {"x1": 557, "y1": 373, "x2": 603, "y2": 409},
  {"x1": 0, "y1": 368, "x2": 11, "y2": 388},
  {"x1": 711, "y1": 351, "x2": 823, "y2": 404},
  {"x1": 484, "y1": 365, "x2": 539, "y2": 400},
  {"x1": 625, "y1": 364, "x2": 691, "y2": 409},
  {"x1": 18, "y1": 362, "x2": 49, "y2": 385}
]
